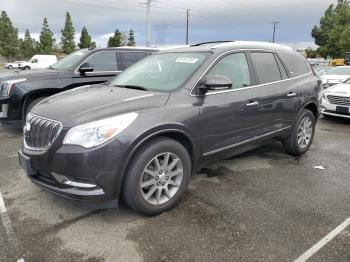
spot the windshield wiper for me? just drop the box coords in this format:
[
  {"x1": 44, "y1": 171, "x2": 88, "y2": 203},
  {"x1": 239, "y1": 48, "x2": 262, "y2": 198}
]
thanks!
[{"x1": 114, "y1": 85, "x2": 149, "y2": 91}]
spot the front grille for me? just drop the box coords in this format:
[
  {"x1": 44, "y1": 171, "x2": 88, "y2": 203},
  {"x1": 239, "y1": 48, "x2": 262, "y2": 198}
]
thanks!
[
  {"x1": 327, "y1": 95, "x2": 350, "y2": 106},
  {"x1": 24, "y1": 113, "x2": 62, "y2": 151}
]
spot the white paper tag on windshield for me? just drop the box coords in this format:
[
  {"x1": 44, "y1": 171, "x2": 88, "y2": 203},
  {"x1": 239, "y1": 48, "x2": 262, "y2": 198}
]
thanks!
[{"x1": 175, "y1": 57, "x2": 199, "y2": 64}]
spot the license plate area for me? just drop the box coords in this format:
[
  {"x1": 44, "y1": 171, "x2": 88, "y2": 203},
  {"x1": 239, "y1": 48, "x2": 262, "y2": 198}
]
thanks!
[{"x1": 336, "y1": 106, "x2": 350, "y2": 114}]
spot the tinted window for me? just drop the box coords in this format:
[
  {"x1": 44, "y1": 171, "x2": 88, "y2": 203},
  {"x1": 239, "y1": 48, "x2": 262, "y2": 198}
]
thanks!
[
  {"x1": 250, "y1": 52, "x2": 282, "y2": 84},
  {"x1": 207, "y1": 53, "x2": 251, "y2": 90},
  {"x1": 84, "y1": 51, "x2": 118, "y2": 71},
  {"x1": 275, "y1": 55, "x2": 289, "y2": 79},
  {"x1": 120, "y1": 52, "x2": 147, "y2": 69},
  {"x1": 279, "y1": 52, "x2": 310, "y2": 77}
]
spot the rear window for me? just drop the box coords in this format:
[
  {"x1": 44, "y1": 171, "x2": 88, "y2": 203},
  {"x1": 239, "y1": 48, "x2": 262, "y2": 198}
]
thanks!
[
  {"x1": 250, "y1": 52, "x2": 282, "y2": 84},
  {"x1": 279, "y1": 52, "x2": 310, "y2": 77}
]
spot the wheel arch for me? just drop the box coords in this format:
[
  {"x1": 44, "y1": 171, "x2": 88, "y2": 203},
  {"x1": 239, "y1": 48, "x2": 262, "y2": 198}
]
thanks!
[
  {"x1": 300, "y1": 100, "x2": 319, "y2": 121},
  {"x1": 116, "y1": 127, "x2": 197, "y2": 198}
]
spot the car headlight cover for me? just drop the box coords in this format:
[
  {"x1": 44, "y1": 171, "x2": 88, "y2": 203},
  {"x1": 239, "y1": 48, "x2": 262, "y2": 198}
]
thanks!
[
  {"x1": 63, "y1": 112, "x2": 138, "y2": 148},
  {"x1": 0, "y1": 78, "x2": 26, "y2": 97}
]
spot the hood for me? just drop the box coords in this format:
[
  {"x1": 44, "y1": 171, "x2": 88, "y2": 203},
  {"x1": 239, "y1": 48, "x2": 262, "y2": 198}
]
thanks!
[
  {"x1": 31, "y1": 84, "x2": 170, "y2": 127},
  {"x1": 321, "y1": 74, "x2": 349, "y2": 83},
  {"x1": 0, "y1": 69, "x2": 67, "y2": 82},
  {"x1": 324, "y1": 83, "x2": 350, "y2": 96}
]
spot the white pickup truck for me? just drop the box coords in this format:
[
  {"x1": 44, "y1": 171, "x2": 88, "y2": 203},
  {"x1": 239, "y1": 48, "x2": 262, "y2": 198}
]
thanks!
[{"x1": 18, "y1": 55, "x2": 57, "y2": 70}]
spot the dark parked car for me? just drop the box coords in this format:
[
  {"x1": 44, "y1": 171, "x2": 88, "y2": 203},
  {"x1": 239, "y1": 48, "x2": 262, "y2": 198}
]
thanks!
[
  {"x1": 18, "y1": 41, "x2": 321, "y2": 215},
  {"x1": 0, "y1": 47, "x2": 158, "y2": 126}
]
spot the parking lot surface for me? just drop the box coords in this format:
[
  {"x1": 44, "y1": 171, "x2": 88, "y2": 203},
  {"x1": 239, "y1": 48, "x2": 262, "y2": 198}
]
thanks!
[{"x1": 0, "y1": 117, "x2": 350, "y2": 262}]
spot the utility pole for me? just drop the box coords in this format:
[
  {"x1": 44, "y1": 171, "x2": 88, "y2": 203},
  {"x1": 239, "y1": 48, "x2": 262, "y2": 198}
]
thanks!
[
  {"x1": 272, "y1": 21, "x2": 279, "y2": 43},
  {"x1": 186, "y1": 9, "x2": 190, "y2": 45},
  {"x1": 143, "y1": 0, "x2": 154, "y2": 47}
]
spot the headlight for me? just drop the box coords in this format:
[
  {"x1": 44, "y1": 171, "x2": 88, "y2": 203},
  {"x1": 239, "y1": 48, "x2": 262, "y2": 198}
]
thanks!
[
  {"x1": 63, "y1": 112, "x2": 138, "y2": 148},
  {"x1": 0, "y1": 78, "x2": 26, "y2": 97}
]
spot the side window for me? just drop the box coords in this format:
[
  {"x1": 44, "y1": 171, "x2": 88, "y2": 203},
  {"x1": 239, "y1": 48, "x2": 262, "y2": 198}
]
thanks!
[
  {"x1": 250, "y1": 52, "x2": 282, "y2": 84},
  {"x1": 279, "y1": 52, "x2": 310, "y2": 77},
  {"x1": 207, "y1": 53, "x2": 251, "y2": 90},
  {"x1": 84, "y1": 51, "x2": 118, "y2": 72},
  {"x1": 275, "y1": 54, "x2": 289, "y2": 79},
  {"x1": 119, "y1": 52, "x2": 147, "y2": 70}
]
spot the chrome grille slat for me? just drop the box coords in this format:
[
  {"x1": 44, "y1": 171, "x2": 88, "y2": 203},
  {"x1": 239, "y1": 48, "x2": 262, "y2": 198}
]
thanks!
[
  {"x1": 327, "y1": 95, "x2": 350, "y2": 106},
  {"x1": 24, "y1": 114, "x2": 62, "y2": 151}
]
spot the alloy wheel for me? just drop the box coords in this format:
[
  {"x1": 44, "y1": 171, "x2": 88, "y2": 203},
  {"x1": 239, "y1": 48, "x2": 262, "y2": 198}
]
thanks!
[
  {"x1": 140, "y1": 152, "x2": 183, "y2": 205},
  {"x1": 297, "y1": 116, "x2": 313, "y2": 149}
]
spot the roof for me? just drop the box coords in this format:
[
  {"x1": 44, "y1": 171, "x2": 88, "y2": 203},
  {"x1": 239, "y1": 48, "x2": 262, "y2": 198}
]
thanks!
[{"x1": 161, "y1": 41, "x2": 294, "y2": 54}]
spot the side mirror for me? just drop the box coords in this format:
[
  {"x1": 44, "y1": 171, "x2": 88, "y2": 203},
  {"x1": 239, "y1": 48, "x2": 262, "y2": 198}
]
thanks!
[
  {"x1": 199, "y1": 75, "x2": 233, "y2": 93},
  {"x1": 79, "y1": 63, "x2": 94, "y2": 74}
]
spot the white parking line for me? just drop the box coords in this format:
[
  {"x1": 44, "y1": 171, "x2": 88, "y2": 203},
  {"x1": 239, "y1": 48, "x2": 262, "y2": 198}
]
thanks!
[
  {"x1": 294, "y1": 217, "x2": 350, "y2": 262},
  {"x1": 0, "y1": 192, "x2": 18, "y2": 247}
]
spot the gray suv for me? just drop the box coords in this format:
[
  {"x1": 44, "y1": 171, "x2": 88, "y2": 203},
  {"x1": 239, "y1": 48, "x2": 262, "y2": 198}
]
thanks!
[{"x1": 18, "y1": 41, "x2": 321, "y2": 216}]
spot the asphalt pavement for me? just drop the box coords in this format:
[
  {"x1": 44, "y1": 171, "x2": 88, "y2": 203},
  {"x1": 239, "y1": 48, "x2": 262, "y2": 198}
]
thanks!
[{"x1": 0, "y1": 117, "x2": 349, "y2": 262}]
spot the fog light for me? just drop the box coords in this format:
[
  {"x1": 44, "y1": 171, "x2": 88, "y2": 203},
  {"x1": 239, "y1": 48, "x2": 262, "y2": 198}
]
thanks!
[
  {"x1": 0, "y1": 104, "x2": 8, "y2": 118},
  {"x1": 52, "y1": 173, "x2": 97, "y2": 189}
]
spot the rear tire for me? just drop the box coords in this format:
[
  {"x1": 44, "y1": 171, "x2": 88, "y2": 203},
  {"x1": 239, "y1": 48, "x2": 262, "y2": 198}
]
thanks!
[
  {"x1": 122, "y1": 137, "x2": 191, "y2": 216},
  {"x1": 8, "y1": 65, "x2": 13, "y2": 69},
  {"x1": 283, "y1": 109, "x2": 316, "y2": 155},
  {"x1": 23, "y1": 66, "x2": 30, "y2": 70}
]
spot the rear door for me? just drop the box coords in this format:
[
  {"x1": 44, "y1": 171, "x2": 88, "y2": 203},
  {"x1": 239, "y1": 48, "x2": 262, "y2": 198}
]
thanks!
[
  {"x1": 73, "y1": 50, "x2": 119, "y2": 86},
  {"x1": 249, "y1": 51, "x2": 297, "y2": 133}
]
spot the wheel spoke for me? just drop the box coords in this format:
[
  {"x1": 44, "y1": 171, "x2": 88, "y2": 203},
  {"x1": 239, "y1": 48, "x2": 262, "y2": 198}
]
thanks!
[
  {"x1": 144, "y1": 185, "x2": 157, "y2": 200},
  {"x1": 168, "y1": 180, "x2": 180, "y2": 187},
  {"x1": 164, "y1": 186, "x2": 172, "y2": 199},
  {"x1": 144, "y1": 168, "x2": 157, "y2": 177},
  {"x1": 163, "y1": 153, "x2": 170, "y2": 168},
  {"x1": 156, "y1": 188, "x2": 162, "y2": 204},
  {"x1": 168, "y1": 158, "x2": 179, "y2": 171},
  {"x1": 154, "y1": 157, "x2": 161, "y2": 172},
  {"x1": 169, "y1": 169, "x2": 183, "y2": 178},
  {"x1": 141, "y1": 179, "x2": 156, "y2": 188}
]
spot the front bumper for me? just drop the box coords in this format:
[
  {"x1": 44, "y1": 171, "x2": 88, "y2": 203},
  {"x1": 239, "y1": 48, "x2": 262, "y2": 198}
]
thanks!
[
  {"x1": 18, "y1": 138, "x2": 128, "y2": 207},
  {"x1": 321, "y1": 98, "x2": 350, "y2": 119}
]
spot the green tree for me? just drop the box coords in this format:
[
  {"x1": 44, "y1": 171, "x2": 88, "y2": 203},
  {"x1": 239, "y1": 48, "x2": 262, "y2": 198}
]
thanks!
[
  {"x1": 127, "y1": 28, "x2": 136, "y2": 46},
  {"x1": 305, "y1": 47, "x2": 318, "y2": 58},
  {"x1": 0, "y1": 11, "x2": 19, "y2": 61},
  {"x1": 78, "y1": 26, "x2": 92, "y2": 49},
  {"x1": 312, "y1": 0, "x2": 350, "y2": 58},
  {"x1": 39, "y1": 17, "x2": 55, "y2": 54},
  {"x1": 61, "y1": 12, "x2": 75, "y2": 54},
  {"x1": 20, "y1": 29, "x2": 37, "y2": 58},
  {"x1": 108, "y1": 29, "x2": 122, "y2": 47},
  {"x1": 339, "y1": 24, "x2": 350, "y2": 51}
]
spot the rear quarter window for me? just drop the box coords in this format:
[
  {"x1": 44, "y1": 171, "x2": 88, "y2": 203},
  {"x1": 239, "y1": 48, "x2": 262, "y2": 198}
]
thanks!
[{"x1": 279, "y1": 52, "x2": 311, "y2": 77}]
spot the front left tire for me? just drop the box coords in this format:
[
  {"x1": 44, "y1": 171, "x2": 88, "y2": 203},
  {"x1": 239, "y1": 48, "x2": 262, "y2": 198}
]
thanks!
[{"x1": 122, "y1": 137, "x2": 191, "y2": 216}]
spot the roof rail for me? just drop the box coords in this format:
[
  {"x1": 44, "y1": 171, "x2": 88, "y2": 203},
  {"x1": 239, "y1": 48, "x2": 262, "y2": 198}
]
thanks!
[{"x1": 190, "y1": 41, "x2": 234, "y2": 47}]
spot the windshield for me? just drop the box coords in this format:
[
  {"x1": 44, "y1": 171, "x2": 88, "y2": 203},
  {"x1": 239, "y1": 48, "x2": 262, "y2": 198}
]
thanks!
[
  {"x1": 327, "y1": 67, "x2": 350, "y2": 75},
  {"x1": 51, "y1": 50, "x2": 89, "y2": 70},
  {"x1": 111, "y1": 52, "x2": 208, "y2": 92}
]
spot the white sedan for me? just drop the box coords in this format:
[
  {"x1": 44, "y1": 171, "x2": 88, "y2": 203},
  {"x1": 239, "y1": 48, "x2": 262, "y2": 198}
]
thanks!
[
  {"x1": 322, "y1": 81, "x2": 350, "y2": 119},
  {"x1": 320, "y1": 66, "x2": 350, "y2": 89},
  {"x1": 4, "y1": 61, "x2": 25, "y2": 69}
]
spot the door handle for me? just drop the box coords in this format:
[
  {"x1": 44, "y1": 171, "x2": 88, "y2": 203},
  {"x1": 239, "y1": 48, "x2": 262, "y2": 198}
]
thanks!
[
  {"x1": 246, "y1": 101, "x2": 259, "y2": 107},
  {"x1": 287, "y1": 92, "x2": 297, "y2": 97}
]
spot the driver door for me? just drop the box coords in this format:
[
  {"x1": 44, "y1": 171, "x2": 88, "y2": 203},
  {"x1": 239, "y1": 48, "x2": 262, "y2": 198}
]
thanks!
[
  {"x1": 199, "y1": 52, "x2": 265, "y2": 158},
  {"x1": 74, "y1": 50, "x2": 119, "y2": 86}
]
